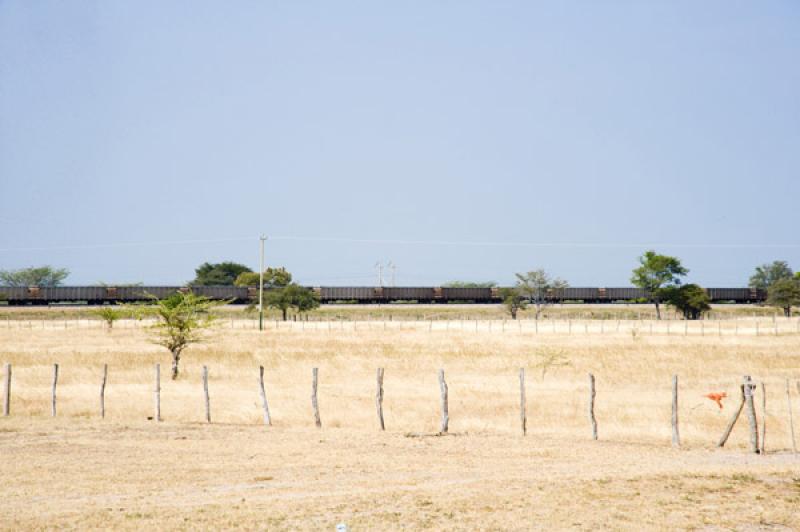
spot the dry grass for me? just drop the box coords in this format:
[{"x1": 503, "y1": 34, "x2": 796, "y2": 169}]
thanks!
[{"x1": 1, "y1": 324, "x2": 799, "y2": 529}]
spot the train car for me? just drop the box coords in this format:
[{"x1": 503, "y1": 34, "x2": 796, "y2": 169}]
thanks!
[
  {"x1": 320, "y1": 286, "x2": 375, "y2": 303},
  {"x1": 605, "y1": 287, "x2": 647, "y2": 301},
  {"x1": 382, "y1": 287, "x2": 436, "y2": 302},
  {"x1": 560, "y1": 287, "x2": 600, "y2": 301},
  {"x1": 191, "y1": 286, "x2": 248, "y2": 302},
  {"x1": 440, "y1": 287, "x2": 494, "y2": 302},
  {"x1": 0, "y1": 287, "x2": 29, "y2": 304}
]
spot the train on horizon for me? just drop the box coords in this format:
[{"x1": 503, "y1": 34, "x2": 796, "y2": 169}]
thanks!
[{"x1": 0, "y1": 285, "x2": 767, "y2": 305}]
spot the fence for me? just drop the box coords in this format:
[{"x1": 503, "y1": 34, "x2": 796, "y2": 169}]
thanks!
[{"x1": 2, "y1": 363, "x2": 798, "y2": 456}]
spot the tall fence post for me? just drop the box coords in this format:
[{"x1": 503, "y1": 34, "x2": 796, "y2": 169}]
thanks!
[
  {"x1": 99, "y1": 364, "x2": 107, "y2": 419},
  {"x1": 671, "y1": 375, "x2": 680, "y2": 448},
  {"x1": 258, "y1": 366, "x2": 272, "y2": 426},
  {"x1": 759, "y1": 382, "x2": 766, "y2": 454},
  {"x1": 3, "y1": 363, "x2": 10, "y2": 417},
  {"x1": 438, "y1": 369, "x2": 449, "y2": 434},
  {"x1": 787, "y1": 378, "x2": 797, "y2": 455},
  {"x1": 311, "y1": 368, "x2": 321, "y2": 428},
  {"x1": 51, "y1": 363, "x2": 59, "y2": 417},
  {"x1": 376, "y1": 368, "x2": 385, "y2": 431},
  {"x1": 202, "y1": 366, "x2": 210, "y2": 423},
  {"x1": 588, "y1": 373, "x2": 597, "y2": 440},
  {"x1": 519, "y1": 368, "x2": 527, "y2": 436},
  {"x1": 154, "y1": 364, "x2": 161, "y2": 422},
  {"x1": 743, "y1": 375, "x2": 759, "y2": 453}
]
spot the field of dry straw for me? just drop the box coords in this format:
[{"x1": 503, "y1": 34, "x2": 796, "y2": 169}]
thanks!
[{"x1": 1, "y1": 317, "x2": 800, "y2": 530}]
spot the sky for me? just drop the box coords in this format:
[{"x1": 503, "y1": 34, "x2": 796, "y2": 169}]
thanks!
[{"x1": 1, "y1": 1, "x2": 798, "y2": 287}]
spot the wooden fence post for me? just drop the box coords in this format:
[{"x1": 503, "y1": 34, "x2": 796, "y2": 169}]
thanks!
[
  {"x1": 51, "y1": 363, "x2": 59, "y2": 417},
  {"x1": 717, "y1": 384, "x2": 746, "y2": 447},
  {"x1": 258, "y1": 366, "x2": 272, "y2": 426},
  {"x1": 99, "y1": 364, "x2": 107, "y2": 419},
  {"x1": 519, "y1": 368, "x2": 527, "y2": 436},
  {"x1": 588, "y1": 373, "x2": 597, "y2": 440},
  {"x1": 376, "y1": 368, "x2": 385, "y2": 431},
  {"x1": 671, "y1": 375, "x2": 680, "y2": 448},
  {"x1": 202, "y1": 366, "x2": 210, "y2": 423},
  {"x1": 759, "y1": 382, "x2": 766, "y2": 454},
  {"x1": 787, "y1": 378, "x2": 797, "y2": 455},
  {"x1": 311, "y1": 368, "x2": 321, "y2": 428},
  {"x1": 743, "y1": 376, "x2": 759, "y2": 453},
  {"x1": 438, "y1": 369, "x2": 449, "y2": 434},
  {"x1": 3, "y1": 363, "x2": 10, "y2": 417},
  {"x1": 154, "y1": 364, "x2": 161, "y2": 422}
]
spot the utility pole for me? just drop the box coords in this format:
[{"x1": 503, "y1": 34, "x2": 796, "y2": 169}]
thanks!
[
  {"x1": 259, "y1": 235, "x2": 266, "y2": 331},
  {"x1": 375, "y1": 262, "x2": 383, "y2": 287},
  {"x1": 388, "y1": 261, "x2": 396, "y2": 287}
]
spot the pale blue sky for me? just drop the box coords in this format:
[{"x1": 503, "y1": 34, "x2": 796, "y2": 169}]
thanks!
[{"x1": 1, "y1": 2, "x2": 798, "y2": 286}]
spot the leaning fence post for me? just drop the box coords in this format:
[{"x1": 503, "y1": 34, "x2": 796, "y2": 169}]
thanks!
[
  {"x1": 376, "y1": 368, "x2": 385, "y2": 431},
  {"x1": 154, "y1": 364, "x2": 161, "y2": 422},
  {"x1": 519, "y1": 368, "x2": 527, "y2": 436},
  {"x1": 787, "y1": 378, "x2": 797, "y2": 455},
  {"x1": 51, "y1": 363, "x2": 59, "y2": 417},
  {"x1": 759, "y1": 381, "x2": 766, "y2": 454},
  {"x1": 588, "y1": 373, "x2": 597, "y2": 440},
  {"x1": 202, "y1": 366, "x2": 210, "y2": 423},
  {"x1": 438, "y1": 369, "x2": 449, "y2": 434},
  {"x1": 717, "y1": 384, "x2": 746, "y2": 447},
  {"x1": 99, "y1": 364, "x2": 107, "y2": 419},
  {"x1": 258, "y1": 366, "x2": 272, "y2": 426},
  {"x1": 311, "y1": 368, "x2": 321, "y2": 428},
  {"x1": 743, "y1": 375, "x2": 759, "y2": 453},
  {"x1": 3, "y1": 363, "x2": 10, "y2": 417},
  {"x1": 671, "y1": 375, "x2": 680, "y2": 448}
]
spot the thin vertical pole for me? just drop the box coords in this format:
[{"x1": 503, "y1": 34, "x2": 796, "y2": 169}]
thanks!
[
  {"x1": 671, "y1": 375, "x2": 680, "y2": 448},
  {"x1": 99, "y1": 364, "x2": 107, "y2": 419},
  {"x1": 759, "y1": 382, "x2": 766, "y2": 454},
  {"x1": 51, "y1": 364, "x2": 59, "y2": 417},
  {"x1": 2, "y1": 363, "x2": 10, "y2": 416},
  {"x1": 588, "y1": 373, "x2": 597, "y2": 440},
  {"x1": 259, "y1": 235, "x2": 265, "y2": 331},
  {"x1": 438, "y1": 369, "x2": 449, "y2": 434},
  {"x1": 202, "y1": 366, "x2": 210, "y2": 423},
  {"x1": 786, "y1": 378, "x2": 797, "y2": 455},
  {"x1": 258, "y1": 366, "x2": 272, "y2": 426},
  {"x1": 376, "y1": 368, "x2": 385, "y2": 431},
  {"x1": 519, "y1": 368, "x2": 527, "y2": 436},
  {"x1": 743, "y1": 376, "x2": 759, "y2": 453},
  {"x1": 154, "y1": 364, "x2": 161, "y2": 422},
  {"x1": 311, "y1": 368, "x2": 321, "y2": 428}
]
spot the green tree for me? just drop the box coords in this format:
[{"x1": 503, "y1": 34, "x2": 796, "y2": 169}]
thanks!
[
  {"x1": 0, "y1": 266, "x2": 69, "y2": 287},
  {"x1": 630, "y1": 251, "x2": 688, "y2": 320},
  {"x1": 191, "y1": 262, "x2": 252, "y2": 286},
  {"x1": 234, "y1": 267, "x2": 292, "y2": 287},
  {"x1": 442, "y1": 281, "x2": 497, "y2": 288},
  {"x1": 266, "y1": 283, "x2": 320, "y2": 321},
  {"x1": 93, "y1": 306, "x2": 124, "y2": 330},
  {"x1": 499, "y1": 287, "x2": 527, "y2": 319},
  {"x1": 149, "y1": 292, "x2": 222, "y2": 379},
  {"x1": 663, "y1": 284, "x2": 711, "y2": 320},
  {"x1": 749, "y1": 261, "x2": 793, "y2": 290},
  {"x1": 766, "y1": 277, "x2": 800, "y2": 317},
  {"x1": 515, "y1": 269, "x2": 568, "y2": 320}
]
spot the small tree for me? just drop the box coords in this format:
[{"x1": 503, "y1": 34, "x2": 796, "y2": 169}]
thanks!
[
  {"x1": 749, "y1": 261, "x2": 793, "y2": 290},
  {"x1": 234, "y1": 267, "x2": 292, "y2": 287},
  {"x1": 150, "y1": 292, "x2": 221, "y2": 379},
  {"x1": 766, "y1": 278, "x2": 800, "y2": 317},
  {"x1": 515, "y1": 270, "x2": 568, "y2": 320},
  {"x1": 93, "y1": 306, "x2": 123, "y2": 330},
  {"x1": 663, "y1": 284, "x2": 711, "y2": 320},
  {"x1": 630, "y1": 251, "x2": 688, "y2": 320},
  {"x1": 266, "y1": 284, "x2": 320, "y2": 321},
  {"x1": 0, "y1": 266, "x2": 69, "y2": 287},
  {"x1": 499, "y1": 287, "x2": 527, "y2": 319},
  {"x1": 191, "y1": 262, "x2": 252, "y2": 286}
]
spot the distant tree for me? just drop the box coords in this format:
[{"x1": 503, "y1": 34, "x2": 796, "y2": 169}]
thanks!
[
  {"x1": 234, "y1": 267, "x2": 292, "y2": 287},
  {"x1": 442, "y1": 281, "x2": 498, "y2": 288},
  {"x1": 149, "y1": 292, "x2": 222, "y2": 379},
  {"x1": 191, "y1": 262, "x2": 252, "y2": 286},
  {"x1": 766, "y1": 278, "x2": 800, "y2": 317},
  {"x1": 499, "y1": 287, "x2": 527, "y2": 320},
  {"x1": 749, "y1": 261, "x2": 794, "y2": 290},
  {"x1": 266, "y1": 283, "x2": 320, "y2": 321},
  {"x1": 0, "y1": 266, "x2": 69, "y2": 287},
  {"x1": 630, "y1": 251, "x2": 688, "y2": 320},
  {"x1": 515, "y1": 269, "x2": 568, "y2": 320},
  {"x1": 663, "y1": 284, "x2": 711, "y2": 320},
  {"x1": 93, "y1": 306, "x2": 124, "y2": 330}
]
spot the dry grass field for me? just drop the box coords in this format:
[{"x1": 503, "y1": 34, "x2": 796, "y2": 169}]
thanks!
[{"x1": 1, "y1": 320, "x2": 800, "y2": 530}]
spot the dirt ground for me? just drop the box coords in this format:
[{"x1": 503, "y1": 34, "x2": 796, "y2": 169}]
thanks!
[{"x1": 1, "y1": 325, "x2": 799, "y2": 530}]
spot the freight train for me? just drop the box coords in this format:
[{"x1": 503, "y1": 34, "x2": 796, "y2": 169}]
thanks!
[{"x1": 0, "y1": 286, "x2": 767, "y2": 305}]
